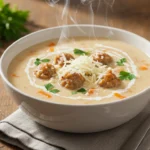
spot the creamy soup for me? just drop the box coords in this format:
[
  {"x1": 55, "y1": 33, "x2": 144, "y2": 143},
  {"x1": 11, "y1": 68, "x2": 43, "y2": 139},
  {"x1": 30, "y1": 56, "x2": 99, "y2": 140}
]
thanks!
[{"x1": 8, "y1": 38, "x2": 150, "y2": 105}]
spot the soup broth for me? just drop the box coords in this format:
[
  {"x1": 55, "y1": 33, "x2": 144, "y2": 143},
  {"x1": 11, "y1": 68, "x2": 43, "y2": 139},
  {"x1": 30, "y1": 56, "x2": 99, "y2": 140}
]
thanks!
[{"x1": 8, "y1": 38, "x2": 150, "y2": 105}]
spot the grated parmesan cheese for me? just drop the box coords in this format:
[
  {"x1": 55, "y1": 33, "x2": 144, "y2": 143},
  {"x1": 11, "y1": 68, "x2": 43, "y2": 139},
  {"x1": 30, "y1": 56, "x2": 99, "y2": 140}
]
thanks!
[{"x1": 58, "y1": 55, "x2": 110, "y2": 85}]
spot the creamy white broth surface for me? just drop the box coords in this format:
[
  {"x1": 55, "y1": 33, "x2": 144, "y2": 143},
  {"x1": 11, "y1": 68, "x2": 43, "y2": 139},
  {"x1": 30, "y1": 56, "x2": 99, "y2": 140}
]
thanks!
[{"x1": 8, "y1": 38, "x2": 150, "y2": 105}]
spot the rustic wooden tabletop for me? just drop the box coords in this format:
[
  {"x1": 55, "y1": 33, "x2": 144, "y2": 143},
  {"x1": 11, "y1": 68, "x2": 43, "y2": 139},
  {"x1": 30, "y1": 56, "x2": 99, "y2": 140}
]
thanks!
[{"x1": 1, "y1": 0, "x2": 150, "y2": 149}]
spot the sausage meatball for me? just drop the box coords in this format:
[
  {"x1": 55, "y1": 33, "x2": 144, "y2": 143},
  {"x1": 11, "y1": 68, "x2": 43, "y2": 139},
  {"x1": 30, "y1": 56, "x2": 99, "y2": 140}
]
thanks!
[
  {"x1": 60, "y1": 72, "x2": 85, "y2": 90},
  {"x1": 54, "y1": 53, "x2": 74, "y2": 67},
  {"x1": 34, "y1": 63, "x2": 56, "y2": 79},
  {"x1": 92, "y1": 52, "x2": 113, "y2": 65},
  {"x1": 99, "y1": 70, "x2": 121, "y2": 88}
]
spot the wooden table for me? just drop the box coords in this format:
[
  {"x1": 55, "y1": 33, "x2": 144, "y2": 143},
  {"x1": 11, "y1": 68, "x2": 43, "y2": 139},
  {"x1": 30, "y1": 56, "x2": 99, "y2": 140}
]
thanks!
[{"x1": 1, "y1": 0, "x2": 150, "y2": 149}]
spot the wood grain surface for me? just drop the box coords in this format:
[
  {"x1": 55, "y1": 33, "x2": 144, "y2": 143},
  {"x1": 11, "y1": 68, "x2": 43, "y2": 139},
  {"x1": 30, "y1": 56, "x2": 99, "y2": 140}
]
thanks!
[{"x1": 1, "y1": 0, "x2": 150, "y2": 149}]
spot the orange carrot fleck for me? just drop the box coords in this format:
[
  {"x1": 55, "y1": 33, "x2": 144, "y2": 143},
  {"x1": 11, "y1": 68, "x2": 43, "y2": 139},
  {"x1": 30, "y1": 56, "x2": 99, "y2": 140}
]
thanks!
[
  {"x1": 49, "y1": 42, "x2": 56, "y2": 52},
  {"x1": 49, "y1": 42, "x2": 56, "y2": 47},
  {"x1": 38, "y1": 90, "x2": 52, "y2": 98},
  {"x1": 11, "y1": 74, "x2": 19, "y2": 77},
  {"x1": 88, "y1": 88, "x2": 95, "y2": 95},
  {"x1": 139, "y1": 65, "x2": 148, "y2": 70},
  {"x1": 114, "y1": 93, "x2": 126, "y2": 99},
  {"x1": 50, "y1": 47, "x2": 54, "y2": 52}
]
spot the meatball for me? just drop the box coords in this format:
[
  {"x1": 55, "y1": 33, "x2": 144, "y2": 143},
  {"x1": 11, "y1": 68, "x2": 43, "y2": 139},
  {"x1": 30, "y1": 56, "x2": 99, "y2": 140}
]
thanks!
[
  {"x1": 92, "y1": 52, "x2": 112, "y2": 65},
  {"x1": 54, "y1": 53, "x2": 74, "y2": 67},
  {"x1": 60, "y1": 72, "x2": 85, "y2": 90},
  {"x1": 99, "y1": 70, "x2": 121, "y2": 88},
  {"x1": 34, "y1": 63, "x2": 56, "y2": 79}
]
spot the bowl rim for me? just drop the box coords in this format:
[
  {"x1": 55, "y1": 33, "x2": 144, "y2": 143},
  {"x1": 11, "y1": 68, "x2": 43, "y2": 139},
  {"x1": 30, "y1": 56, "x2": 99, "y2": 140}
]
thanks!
[{"x1": 1, "y1": 24, "x2": 150, "y2": 107}]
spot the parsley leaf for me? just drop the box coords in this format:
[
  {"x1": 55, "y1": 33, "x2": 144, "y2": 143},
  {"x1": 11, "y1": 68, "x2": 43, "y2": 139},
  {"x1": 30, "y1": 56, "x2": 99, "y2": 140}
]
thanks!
[
  {"x1": 77, "y1": 88, "x2": 87, "y2": 93},
  {"x1": 44, "y1": 83, "x2": 54, "y2": 91},
  {"x1": 0, "y1": 0, "x2": 29, "y2": 46},
  {"x1": 36, "y1": 58, "x2": 40, "y2": 61},
  {"x1": 74, "y1": 48, "x2": 90, "y2": 55},
  {"x1": 34, "y1": 58, "x2": 50, "y2": 66},
  {"x1": 119, "y1": 71, "x2": 136, "y2": 80},
  {"x1": 34, "y1": 58, "x2": 41, "y2": 66},
  {"x1": 49, "y1": 89, "x2": 60, "y2": 93},
  {"x1": 44, "y1": 83, "x2": 60, "y2": 94},
  {"x1": 34, "y1": 61, "x2": 41, "y2": 66},
  {"x1": 116, "y1": 58, "x2": 127, "y2": 66},
  {"x1": 41, "y1": 59, "x2": 50, "y2": 62},
  {"x1": 72, "y1": 88, "x2": 87, "y2": 95}
]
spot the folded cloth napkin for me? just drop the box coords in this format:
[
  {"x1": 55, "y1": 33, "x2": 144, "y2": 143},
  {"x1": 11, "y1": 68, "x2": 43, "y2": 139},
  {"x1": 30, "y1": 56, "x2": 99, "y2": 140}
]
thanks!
[{"x1": 0, "y1": 103, "x2": 150, "y2": 150}]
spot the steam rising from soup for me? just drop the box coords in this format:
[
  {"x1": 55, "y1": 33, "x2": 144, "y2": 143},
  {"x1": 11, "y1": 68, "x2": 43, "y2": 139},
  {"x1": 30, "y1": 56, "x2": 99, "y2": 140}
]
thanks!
[{"x1": 45, "y1": 0, "x2": 115, "y2": 45}]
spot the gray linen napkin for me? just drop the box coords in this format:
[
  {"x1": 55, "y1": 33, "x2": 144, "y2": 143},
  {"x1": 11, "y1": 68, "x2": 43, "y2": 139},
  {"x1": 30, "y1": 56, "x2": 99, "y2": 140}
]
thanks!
[{"x1": 0, "y1": 103, "x2": 150, "y2": 150}]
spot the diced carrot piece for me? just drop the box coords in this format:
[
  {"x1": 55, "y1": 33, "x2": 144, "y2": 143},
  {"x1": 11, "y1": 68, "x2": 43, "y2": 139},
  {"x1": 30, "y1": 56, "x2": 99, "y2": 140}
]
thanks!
[
  {"x1": 50, "y1": 47, "x2": 54, "y2": 52},
  {"x1": 49, "y1": 42, "x2": 56, "y2": 47},
  {"x1": 49, "y1": 42, "x2": 56, "y2": 52},
  {"x1": 38, "y1": 90, "x2": 52, "y2": 98},
  {"x1": 114, "y1": 93, "x2": 126, "y2": 99},
  {"x1": 88, "y1": 88, "x2": 95, "y2": 95},
  {"x1": 139, "y1": 65, "x2": 148, "y2": 70},
  {"x1": 11, "y1": 74, "x2": 19, "y2": 77}
]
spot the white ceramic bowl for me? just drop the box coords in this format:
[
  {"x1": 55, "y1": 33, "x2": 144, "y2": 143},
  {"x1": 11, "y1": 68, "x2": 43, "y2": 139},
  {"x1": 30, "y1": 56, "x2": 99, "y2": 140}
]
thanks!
[{"x1": 1, "y1": 25, "x2": 150, "y2": 133}]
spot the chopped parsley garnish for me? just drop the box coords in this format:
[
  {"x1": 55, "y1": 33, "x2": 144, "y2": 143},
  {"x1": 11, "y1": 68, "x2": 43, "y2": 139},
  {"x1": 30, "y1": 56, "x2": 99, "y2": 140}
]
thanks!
[
  {"x1": 77, "y1": 88, "x2": 87, "y2": 93},
  {"x1": 119, "y1": 71, "x2": 136, "y2": 80},
  {"x1": 41, "y1": 59, "x2": 50, "y2": 62},
  {"x1": 116, "y1": 58, "x2": 127, "y2": 66},
  {"x1": 34, "y1": 58, "x2": 50, "y2": 66},
  {"x1": 72, "y1": 88, "x2": 87, "y2": 95},
  {"x1": 45, "y1": 83, "x2": 54, "y2": 91},
  {"x1": 74, "y1": 48, "x2": 90, "y2": 55},
  {"x1": 44, "y1": 83, "x2": 60, "y2": 93},
  {"x1": 36, "y1": 58, "x2": 40, "y2": 61},
  {"x1": 34, "y1": 58, "x2": 41, "y2": 66},
  {"x1": 50, "y1": 89, "x2": 60, "y2": 93}
]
